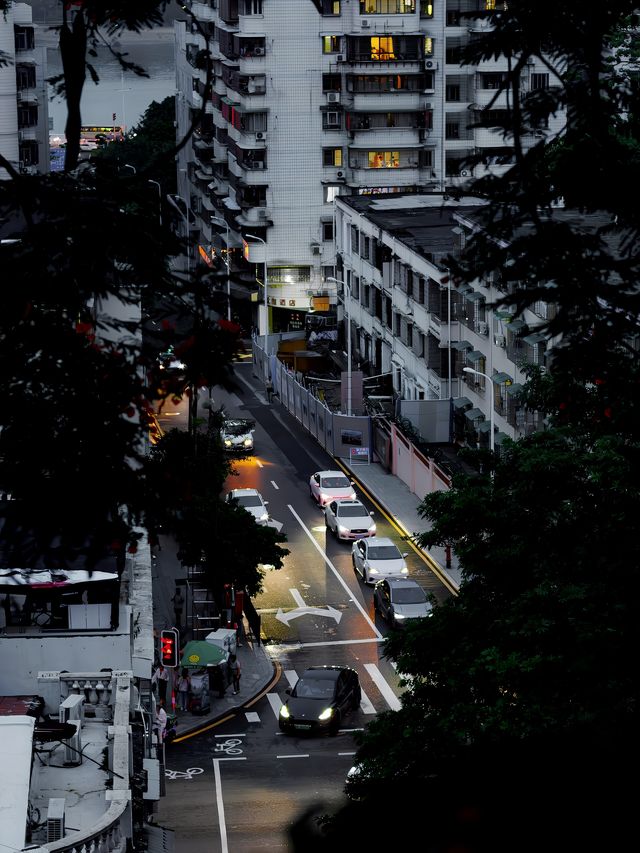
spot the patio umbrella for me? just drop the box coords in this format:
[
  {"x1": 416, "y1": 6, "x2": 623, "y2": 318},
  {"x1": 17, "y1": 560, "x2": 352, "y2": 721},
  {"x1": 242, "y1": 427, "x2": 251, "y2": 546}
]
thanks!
[{"x1": 180, "y1": 640, "x2": 227, "y2": 668}]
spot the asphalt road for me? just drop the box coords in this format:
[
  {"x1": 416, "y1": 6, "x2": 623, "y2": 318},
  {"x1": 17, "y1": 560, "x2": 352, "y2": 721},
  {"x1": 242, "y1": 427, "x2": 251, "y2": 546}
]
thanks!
[{"x1": 156, "y1": 358, "x2": 454, "y2": 851}]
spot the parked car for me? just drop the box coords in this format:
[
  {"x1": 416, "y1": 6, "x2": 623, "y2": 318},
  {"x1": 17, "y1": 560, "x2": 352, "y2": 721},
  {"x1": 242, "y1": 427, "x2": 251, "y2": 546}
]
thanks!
[
  {"x1": 373, "y1": 577, "x2": 433, "y2": 628},
  {"x1": 324, "y1": 499, "x2": 376, "y2": 541},
  {"x1": 221, "y1": 418, "x2": 255, "y2": 453},
  {"x1": 351, "y1": 536, "x2": 409, "y2": 585},
  {"x1": 309, "y1": 470, "x2": 356, "y2": 506},
  {"x1": 279, "y1": 665, "x2": 361, "y2": 735},
  {"x1": 225, "y1": 488, "x2": 269, "y2": 525}
]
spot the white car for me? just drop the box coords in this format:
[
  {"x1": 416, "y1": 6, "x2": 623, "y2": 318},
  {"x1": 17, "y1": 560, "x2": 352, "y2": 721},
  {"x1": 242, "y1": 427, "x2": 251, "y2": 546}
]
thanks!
[
  {"x1": 226, "y1": 488, "x2": 269, "y2": 525},
  {"x1": 324, "y1": 500, "x2": 376, "y2": 541},
  {"x1": 351, "y1": 537, "x2": 409, "y2": 585},
  {"x1": 221, "y1": 418, "x2": 255, "y2": 453},
  {"x1": 309, "y1": 470, "x2": 356, "y2": 507}
]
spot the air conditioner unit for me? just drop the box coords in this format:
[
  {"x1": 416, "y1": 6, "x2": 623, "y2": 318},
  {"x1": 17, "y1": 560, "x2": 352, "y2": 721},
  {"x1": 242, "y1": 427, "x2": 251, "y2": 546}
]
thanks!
[
  {"x1": 311, "y1": 243, "x2": 322, "y2": 255},
  {"x1": 327, "y1": 92, "x2": 340, "y2": 104},
  {"x1": 59, "y1": 693, "x2": 85, "y2": 728},
  {"x1": 255, "y1": 131, "x2": 267, "y2": 141},
  {"x1": 424, "y1": 101, "x2": 433, "y2": 109},
  {"x1": 424, "y1": 59, "x2": 438, "y2": 70},
  {"x1": 256, "y1": 208, "x2": 268, "y2": 220},
  {"x1": 47, "y1": 798, "x2": 66, "y2": 842},
  {"x1": 336, "y1": 54, "x2": 345, "y2": 62},
  {"x1": 336, "y1": 170, "x2": 345, "y2": 178},
  {"x1": 361, "y1": 19, "x2": 370, "y2": 28},
  {"x1": 495, "y1": 335, "x2": 506, "y2": 348},
  {"x1": 63, "y1": 720, "x2": 82, "y2": 766},
  {"x1": 253, "y1": 47, "x2": 265, "y2": 56},
  {"x1": 476, "y1": 321, "x2": 489, "y2": 336}
]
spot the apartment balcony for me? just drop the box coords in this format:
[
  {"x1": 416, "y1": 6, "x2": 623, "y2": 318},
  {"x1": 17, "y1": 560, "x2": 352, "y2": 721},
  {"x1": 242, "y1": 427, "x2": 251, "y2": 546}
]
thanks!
[
  {"x1": 192, "y1": 2, "x2": 216, "y2": 21},
  {"x1": 351, "y1": 92, "x2": 423, "y2": 111},
  {"x1": 473, "y1": 87, "x2": 510, "y2": 109},
  {"x1": 474, "y1": 126, "x2": 510, "y2": 148}
]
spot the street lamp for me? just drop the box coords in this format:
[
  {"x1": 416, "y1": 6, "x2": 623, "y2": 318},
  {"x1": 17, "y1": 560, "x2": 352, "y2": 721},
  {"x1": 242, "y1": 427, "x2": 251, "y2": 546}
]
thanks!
[
  {"x1": 244, "y1": 233, "x2": 268, "y2": 372},
  {"x1": 148, "y1": 180, "x2": 162, "y2": 226},
  {"x1": 122, "y1": 163, "x2": 136, "y2": 175},
  {"x1": 167, "y1": 193, "x2": 192, "y2": 277},
  {"x1": 327, "y1": 276, "x2": 352, "y2": 416},
  {"x1": 463, "y1": 367, "x2": 494, "y2": 452},
  {"x1": 211, "y1": 216, "x2": 231, "y2": 321}
]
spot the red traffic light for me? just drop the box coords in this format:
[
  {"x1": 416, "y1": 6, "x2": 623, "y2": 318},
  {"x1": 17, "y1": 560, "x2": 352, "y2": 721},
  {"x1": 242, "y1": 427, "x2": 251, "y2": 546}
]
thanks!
[{"x1": 160, "y1": 628, "x2": 179, "y2": 667}]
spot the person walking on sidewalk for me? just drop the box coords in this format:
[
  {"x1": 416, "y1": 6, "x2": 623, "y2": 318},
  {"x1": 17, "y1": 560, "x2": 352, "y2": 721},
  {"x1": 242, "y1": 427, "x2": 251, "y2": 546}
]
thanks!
[
  {"x1": 227, "y1": 653, "x2": 241, "y2": 695},
  {"x1": 177, "y1": 668, "x2": 191, "y2": 711},
  {"x1": 265, "y1": 378, "x2": 274, "y2": 403},
  {"x1": 152, "y1": 663, "x2": 169, "y2": 705}
]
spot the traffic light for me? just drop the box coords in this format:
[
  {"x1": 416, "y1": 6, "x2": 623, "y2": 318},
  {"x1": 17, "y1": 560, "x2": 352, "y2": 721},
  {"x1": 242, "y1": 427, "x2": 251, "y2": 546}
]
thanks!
[{"x1": 160, "y1": 628, "x2": 179, "y2": 667}]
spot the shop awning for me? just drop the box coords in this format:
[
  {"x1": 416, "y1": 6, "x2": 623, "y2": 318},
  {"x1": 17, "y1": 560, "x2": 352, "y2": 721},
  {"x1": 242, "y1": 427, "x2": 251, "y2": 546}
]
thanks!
[
  {"x1": 464, "y1": 407, "x2": 485, "y2": 421},
  {"x1": 453, "y1": 396, "x2": 472, "y2": 410},
  {"x1": 523, "y1": 332, "x2": 547, "y2": 345},
  {"x1": 465, "y1": 291, "x2": 485, "y2": 302},
  {"x1": 506, "y1": 382, "x2": 525, "y2": 397},
  {"x1": 467, "y1": 350, "x2": 485, "y2": 362},
  {"x1": 478, "y1": 421, "x2": 493, "y2": 434},
  {"x1": 451, "y1": 340, "x2": 473, "y2": 351},
  {"x1": 506, "y1": 318, "x2": 526, "y2": 333},
  {"x1": 491, "y1": 372, "x2": 513, "y2": 385},
  {"x1": 494, "y1": 431, "x2": 510, "y2": 445}
]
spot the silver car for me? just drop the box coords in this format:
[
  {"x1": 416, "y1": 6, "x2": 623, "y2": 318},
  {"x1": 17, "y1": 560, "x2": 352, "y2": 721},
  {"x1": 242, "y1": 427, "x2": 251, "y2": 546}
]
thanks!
[
  {"x1": 225, "y1": 488, "x2": 269, "y2": 525},
  {"x1": 324, "y1": 500, "x2": 376, "y2": 541},
  {"x1": 373, "y1": 577, "x2": 433, "y2": 628},
  {"x1": 351, "y1": 536, "x2": 409, "y2": 585}
]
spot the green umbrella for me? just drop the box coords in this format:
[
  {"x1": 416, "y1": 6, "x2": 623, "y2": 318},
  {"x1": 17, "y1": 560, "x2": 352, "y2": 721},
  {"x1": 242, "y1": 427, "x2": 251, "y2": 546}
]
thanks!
[{"x1": 180, "y1": 640, "x2": 227, "y2": 668}]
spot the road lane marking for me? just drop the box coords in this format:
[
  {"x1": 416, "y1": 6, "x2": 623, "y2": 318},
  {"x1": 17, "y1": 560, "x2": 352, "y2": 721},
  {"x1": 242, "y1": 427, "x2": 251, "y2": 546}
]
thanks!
[
  {"x1": 289, "y1": 589, "x2": 306, "y2": 608},
  {"x1": 287, "y1": 504, "x2": 383, "y2": 638},
  {"x1": 277, "y1": 754, "x2": 310, "y2": 759},
  {"x1": 284, "y1": 669, "x2": 299, "y2": 688},
  {"x1": 364, "y1": 663, "x2": 402, "y2": 711},
  {"x1": 267, "y1": 693, "x2": 283, "y2": 719},
  {"x1": 256, "y1": 459, "x2": 263, "y2": 468},
  {"x1": 213, "y1": 758, "x2": 229, "y2": 853},
  {"x1": 271, "y1": 480, "x2": 279, "y2": 489}
]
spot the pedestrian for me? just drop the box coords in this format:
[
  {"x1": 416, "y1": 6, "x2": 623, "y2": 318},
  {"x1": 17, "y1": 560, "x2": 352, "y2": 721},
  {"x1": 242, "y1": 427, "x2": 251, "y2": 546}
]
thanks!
[
  {"x1": 265, "y1": 378, "x2": 274, "y2": 403},
  {"x1": 172, "y1": 587, "x2": 185, "y2": 629},
  {"x1": 177, "y1": 668, "x2": 191, "y2": 712},
  {"x1": 155, "y1": 699, "x2": 168, "y2": 741},
  {"x1": 209, "y1": 662, "x2": 227, "y2": 699},
  {"x1": 227, "y1": 653, "x2": 241, "y2": 695},
  {"x1": 152, "y1": 663, "x2": 169, "y2": 704}
]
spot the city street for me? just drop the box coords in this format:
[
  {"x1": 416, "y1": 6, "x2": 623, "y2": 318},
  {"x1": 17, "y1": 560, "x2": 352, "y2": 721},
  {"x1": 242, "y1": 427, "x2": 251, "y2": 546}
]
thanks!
[{"x1": 156, "y1": 357, "x2": 454, "y2": 850}]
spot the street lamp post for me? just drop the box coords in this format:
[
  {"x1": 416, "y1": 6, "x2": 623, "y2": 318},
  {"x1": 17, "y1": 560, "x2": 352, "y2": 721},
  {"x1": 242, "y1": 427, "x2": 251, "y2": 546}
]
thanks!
[
  {"x1": 169, "y1": 193, "x2": 192, "y2": 278},
  {"x1": 327, "y1": 276, "x2": 352, "y2": 416},
  {"x1": 463, "y1": 367, "x2": 494, "y2": 452},
  {"x1": 211, "y1": 216, "x2": 231, "y2": 321},
  {"x1": 244, "y1": 233, "x2": 268, "y2": 374},
  {"x1": 148, "y1": 180, "x2": 162, "y2": 226},
  {"x1": 121, "y1": 163, "x2": 136, "y2": 176}
]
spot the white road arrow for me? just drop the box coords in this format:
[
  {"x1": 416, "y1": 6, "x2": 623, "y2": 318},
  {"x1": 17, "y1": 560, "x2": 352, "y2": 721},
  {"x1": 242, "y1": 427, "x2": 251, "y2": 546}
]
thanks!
[
  {"x1": 275, "y1": 587, "x2": 342, "y2": 626},
  {"x1": 265, "y1": 517, "x2": 283, "y2": 533}
]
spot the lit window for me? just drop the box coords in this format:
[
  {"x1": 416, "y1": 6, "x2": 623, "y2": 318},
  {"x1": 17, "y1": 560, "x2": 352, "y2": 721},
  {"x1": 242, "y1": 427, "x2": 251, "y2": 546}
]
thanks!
[
  {"x1": 324, "y1": 185, "x2": 342, "y2": 202},
  {"x1": 424, "y1": 36, "x2": 433, "y2": 56},
  {"x1": 368, "y1": 150, "x2": 400, "y2": 168},
  {"x1": 323, "y1": 35, "x2": 341, "y2": 53},
  {"x1": 371, "y1": 37, "x2": 395, "y2": 61},
  {"x1": 323, "y1": 147, "x2": 343, "y2": 166}
]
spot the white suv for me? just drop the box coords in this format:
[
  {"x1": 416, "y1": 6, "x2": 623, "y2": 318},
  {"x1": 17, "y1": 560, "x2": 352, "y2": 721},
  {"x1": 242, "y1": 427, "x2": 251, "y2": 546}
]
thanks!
[{"x1": 324, "y1": 500, "x2": 376, "y2": 541}]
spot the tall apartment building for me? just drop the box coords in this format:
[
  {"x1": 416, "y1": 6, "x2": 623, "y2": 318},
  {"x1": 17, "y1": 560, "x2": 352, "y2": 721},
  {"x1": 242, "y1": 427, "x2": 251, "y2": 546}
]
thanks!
[
  {"x1": 175, "y1": 1, "x2": 562, "y2": 333},
  {"x1": 0, "y1": 2, "x2": 50, "y2": 180}
]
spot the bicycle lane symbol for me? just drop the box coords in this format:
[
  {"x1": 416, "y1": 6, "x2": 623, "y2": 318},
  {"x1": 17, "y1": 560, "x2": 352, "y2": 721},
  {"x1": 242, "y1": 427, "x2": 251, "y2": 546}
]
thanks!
[
  {"x1": 165, "y1": 767, "x2": 204, "y2": 781},
  {"x1": 214, "y1": 738, "x2": 244, "y2": 756}
]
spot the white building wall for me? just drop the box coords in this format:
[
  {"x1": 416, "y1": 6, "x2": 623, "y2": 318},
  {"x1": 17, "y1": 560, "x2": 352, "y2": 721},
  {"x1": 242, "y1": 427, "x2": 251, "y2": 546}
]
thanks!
[{"x1": 0, "y1": 6, "x2": 21, "y2": 178}]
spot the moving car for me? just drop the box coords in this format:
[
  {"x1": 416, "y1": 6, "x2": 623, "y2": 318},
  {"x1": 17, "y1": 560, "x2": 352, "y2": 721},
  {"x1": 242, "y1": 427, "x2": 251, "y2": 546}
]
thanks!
[
  {"x1": 279, "y1": 665, "x2": 361, "y2": 735},
  {"x1": 324, "y1": 499, "x2": 376, "y2": 541},
  {"x1": 221, "y1": 418, "x2": 255, "y2": 453},
  {"x1": 351, "y1": 536, "x2": 409, "y2": 585},
  {"x1": 225, "y1": 488, "x2": 269, "y2": 525},
  {"x1": 373, "y1": 577, "x2": 433, "y2": 628},
  {"x1": 309, "y1": 470, "x2": 356, "y2": 506}
]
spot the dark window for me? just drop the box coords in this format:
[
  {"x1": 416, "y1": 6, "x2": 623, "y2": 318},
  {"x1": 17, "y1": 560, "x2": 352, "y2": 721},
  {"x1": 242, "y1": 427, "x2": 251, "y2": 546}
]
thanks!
[{"x1": 322, "y1": 220, "x2": 334, "y2": 241}]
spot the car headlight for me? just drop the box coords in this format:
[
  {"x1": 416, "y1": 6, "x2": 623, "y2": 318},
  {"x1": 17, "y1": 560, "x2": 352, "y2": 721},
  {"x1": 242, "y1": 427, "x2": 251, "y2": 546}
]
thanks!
[
  {"x1": 224, "y1": 439, "x2": 232, "y2": 447},
  {"x1": 258, "y1": 513, "x2": 269, "y2": 522},
  {"x1": 279, "y1": 705, "x2": 290, "y2": 719},
  {"x1": 337, "y1": 525, "x2": 349, "y2": 535},
  {"x1": 368, "y1": 566, "x2": 379, "y2": 576},
  {"x1": 369, "y1": 523, "x2": 377, "y2": 534},
  {"x1": 318, "y1": 707, "x2": 333, "y2": 721},
  {"x1": 243, "y1": 438, "x2": 253, "y2": 447},
  {"x1": 400, "y1": 567, "x2": 409, "y2": 575},
  {"x1": 394, "y1": 612, "x2": 407, "y2": 620}
]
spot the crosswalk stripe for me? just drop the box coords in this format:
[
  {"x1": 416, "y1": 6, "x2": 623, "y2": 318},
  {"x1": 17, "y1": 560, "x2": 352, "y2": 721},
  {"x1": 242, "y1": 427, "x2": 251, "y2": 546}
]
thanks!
[
  {"x1": 267, "y1": 693, "x2": 283, "y2": 720},
  {"x1": 359, "y1": 686, "x2": 376, "y2": 715},
  {"x1": 364, "y1": 663, "x2": 402, "y2": 711},
  {"x1": 284, "y1": 669, "x2": 298, "y2": 689}
]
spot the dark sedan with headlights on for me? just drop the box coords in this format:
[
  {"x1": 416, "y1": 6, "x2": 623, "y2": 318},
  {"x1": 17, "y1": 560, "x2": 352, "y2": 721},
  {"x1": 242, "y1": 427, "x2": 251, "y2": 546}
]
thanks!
[{"x1": 279, "y1": 666, "x2": 361, "y2": 735}]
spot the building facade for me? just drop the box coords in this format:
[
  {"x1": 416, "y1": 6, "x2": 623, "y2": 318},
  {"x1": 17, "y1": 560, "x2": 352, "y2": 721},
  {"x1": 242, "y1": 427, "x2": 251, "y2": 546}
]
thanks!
[
  {"x1": 174, "y1": 0, "x2": 562, "y2": 333},
  {"x1": 0, "y1": 2, "x2": 50, "y2": 180}
]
